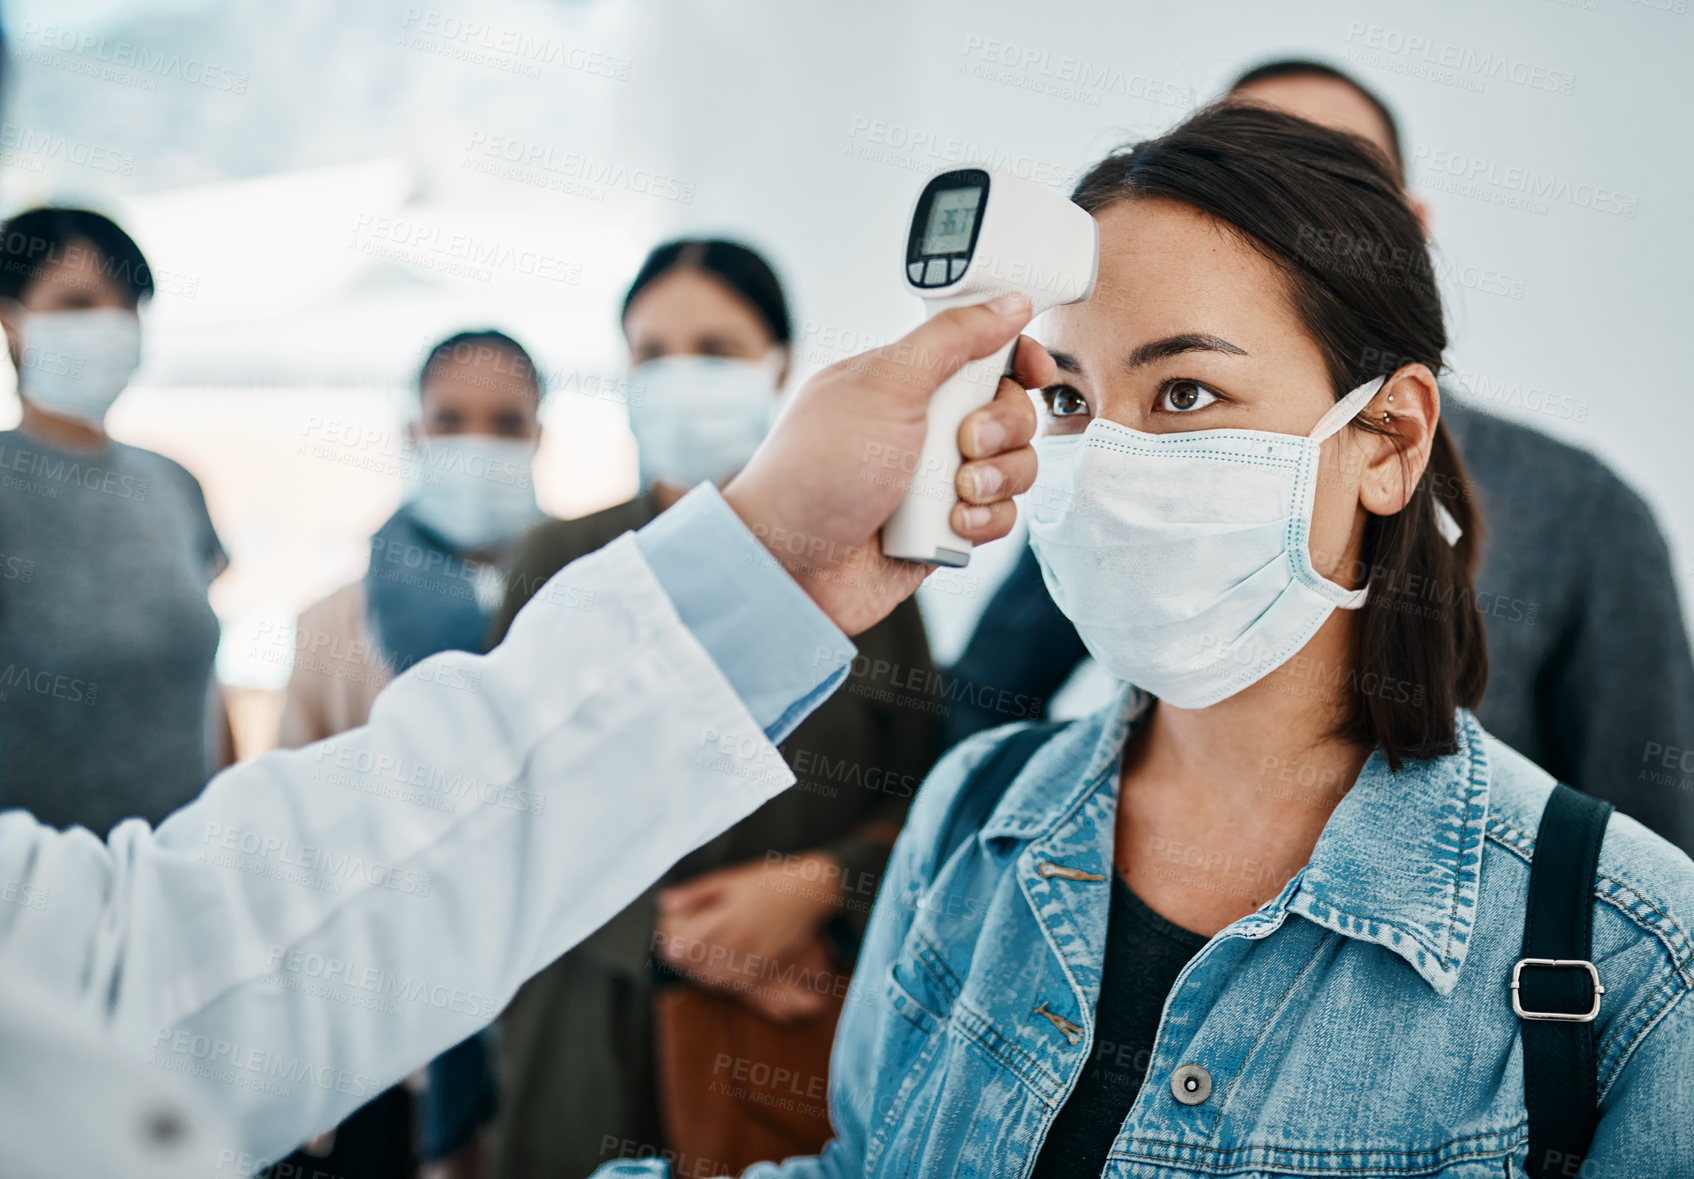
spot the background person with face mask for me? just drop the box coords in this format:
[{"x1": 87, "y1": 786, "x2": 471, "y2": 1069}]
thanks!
[
  {"x1": 486, "y1": 240, "x2": 942, "y2": 1179},
  {"x1": 0, "y1": 206, "x2": 227, "y2": 835},
  {"x1": 274, "y1": 328, "x2": 547, "y2": 1179}
]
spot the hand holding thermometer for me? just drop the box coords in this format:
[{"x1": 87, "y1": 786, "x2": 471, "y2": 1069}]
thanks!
[{"x1": 880, "y1": 166, "x2": 1099, "y2": 567}]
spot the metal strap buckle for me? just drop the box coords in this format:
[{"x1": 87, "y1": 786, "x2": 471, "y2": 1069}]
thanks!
[{"x1": 1511, "y1": 958, "x2": 1604, "y2": 1022}]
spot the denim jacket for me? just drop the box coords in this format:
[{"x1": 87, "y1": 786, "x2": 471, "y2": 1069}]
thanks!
[{"x1": 602, "y1": 687, "x2": 1694, "y2": 1178}]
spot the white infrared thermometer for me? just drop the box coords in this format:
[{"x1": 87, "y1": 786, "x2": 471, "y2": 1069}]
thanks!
[{"x1": 880, "y1": 166, "x2": 1098, "y2": 567}]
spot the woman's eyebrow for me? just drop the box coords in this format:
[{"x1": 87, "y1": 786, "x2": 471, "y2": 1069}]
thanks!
[
  {"x1": 1125, "y1": 332, "x2": 1248, "y2": 370},
  {"x1": 1048, "y1": 348, "x2": 1084, "y2": 375}
]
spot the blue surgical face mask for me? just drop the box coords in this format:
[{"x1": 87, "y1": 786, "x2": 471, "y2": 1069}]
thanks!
[
  {"x1": 1027, "y1": 378, "x2": 1409, "y2": 709},
  {"x1": 403, "y1": 434, "x2": 543, "y2": 552},
  {"x1": 626, "y1": 352, "x2": 782, "y2": 490},
  {"x1": 16, "y1": 308, "x2": 142, "y2": 427}
]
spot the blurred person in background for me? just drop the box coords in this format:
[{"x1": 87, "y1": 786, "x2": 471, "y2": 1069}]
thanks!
[
  {"x1": 0, "y1": 206, "x2": 228, "y2": 835},
  {"x1": 487, "y1": 239, "x2": 942, "y2": 1178},
  {"x1": 274, "y1": 328, "x2": 549, "y2": 1179},
  {"x1": 944, "y1": 58, "x2": 1694, "y2": 854}
]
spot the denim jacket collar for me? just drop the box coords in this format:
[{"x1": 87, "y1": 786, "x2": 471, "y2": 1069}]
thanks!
[{"x1": 979, "y1": 687, "x2": 1491, "y2": 996}]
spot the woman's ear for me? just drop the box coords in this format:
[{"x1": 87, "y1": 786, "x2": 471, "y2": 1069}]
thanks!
[{"x1": 1359, "y1": 364, "x2": 1440, "y2": 517}]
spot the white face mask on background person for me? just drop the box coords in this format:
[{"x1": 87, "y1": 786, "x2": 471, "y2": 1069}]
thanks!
[
  {"x1": 14, "y1": 307, "x2": 143, "y2": 428},
  {"x1": 1027, "y1": 376, "x2": 1407, "y2": 709},
  {"x1": 626, "y1": 352, "x2": 782, "y2": 490},
  {"x1": 402, "y1": 434, "x2": 543, "y2": 552}
]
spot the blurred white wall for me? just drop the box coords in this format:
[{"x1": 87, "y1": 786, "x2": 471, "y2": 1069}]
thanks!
[{"x1": 2, "y1": 0, "x2": 1689, "y2": 692}]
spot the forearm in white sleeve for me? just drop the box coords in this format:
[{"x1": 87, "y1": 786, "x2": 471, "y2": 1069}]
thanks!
[{"x1": 0, "y1": 517, "x2": 851, "y2": 1168}]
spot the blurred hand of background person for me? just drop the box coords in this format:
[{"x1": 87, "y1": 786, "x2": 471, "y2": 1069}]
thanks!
[{"x1": 654, "y1": 852, "x2": 844, "y2": 1022}]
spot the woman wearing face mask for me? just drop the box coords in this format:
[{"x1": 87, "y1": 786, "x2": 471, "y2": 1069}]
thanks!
[
  {"x1": 275, "y1": 328, "x2": 547, "y2": 1179},
  {"x1": 0, "y1": 207, "x2": 227, "y2": 834},
  {"x1": 488, "y1": 240, "x2": 942, "y2": 1179},
  {"x1": 663, "y1": 107, "x2": 1690, "y2": 1179}
]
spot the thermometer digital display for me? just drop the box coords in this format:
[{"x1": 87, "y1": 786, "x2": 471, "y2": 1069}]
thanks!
[{"x1": 920, "y1": 186, "x2": 983, "y2": 255}]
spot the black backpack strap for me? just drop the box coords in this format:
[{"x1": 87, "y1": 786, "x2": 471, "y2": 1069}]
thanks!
[
  {"x1": 1517, "y1": 782, "x2": 1613, "y2": 1178},
  {"x1": 933, "y1": 721, "x2": 1069, "y2": 873}
]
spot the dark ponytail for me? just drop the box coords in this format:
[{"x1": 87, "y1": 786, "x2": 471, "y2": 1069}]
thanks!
[{"x1": 1071, "y1": 104, "x2": 1487, "y2": 769}]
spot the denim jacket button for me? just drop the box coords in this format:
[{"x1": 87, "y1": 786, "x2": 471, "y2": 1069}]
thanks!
[{"x1": 1170, "y1": 1063, "x2": 1212, "y2": 1106}]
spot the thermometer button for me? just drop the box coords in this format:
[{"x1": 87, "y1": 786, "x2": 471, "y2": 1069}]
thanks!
[
  {"x1": 949, "y1": 258, "x2": 968, "y2": 280},
  {"x1": 908, "y1": 261, "x2": 925, "y2": 283},
  {"x1": 923, "y1": 258, "x2": 949, "y2": 285}
]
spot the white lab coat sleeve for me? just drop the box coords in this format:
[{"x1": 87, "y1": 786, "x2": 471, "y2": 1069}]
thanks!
[{"x1": 0, "y1": 523, "x2": 847, "y2": 1168}]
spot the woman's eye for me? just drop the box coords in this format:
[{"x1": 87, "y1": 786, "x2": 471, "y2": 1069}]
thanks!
[
  {"x1": 1043, "y1": 386, "x2": 1090, "y2": 417},
  {"x1": 1157, "y1": 380, "x2": 1220, "y2": 413}
]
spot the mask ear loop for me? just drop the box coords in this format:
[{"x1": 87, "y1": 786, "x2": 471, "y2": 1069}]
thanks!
[
  {"x1": 1308, "y1": 375, "x2": 1467, "y2": 558},
  {"x1": 1308, "y1": 376, "x2": 1388, "y2": 443},
  {"x1": 1433, "y1": 502, "x2": 1463, "y2": 547},
  {"x1": 1297, "y1": 378, "x2": 1386, "y2": 610}
]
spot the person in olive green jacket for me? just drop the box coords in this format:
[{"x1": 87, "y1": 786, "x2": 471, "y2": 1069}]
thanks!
[{"x1": 487, "y1": 240, "x2": 941, "y2": 1179}]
